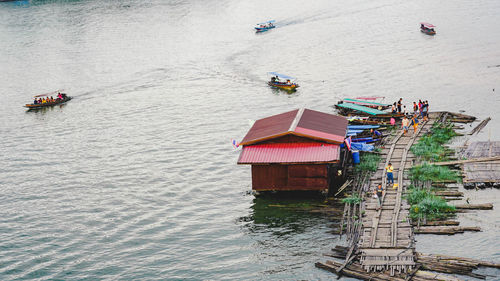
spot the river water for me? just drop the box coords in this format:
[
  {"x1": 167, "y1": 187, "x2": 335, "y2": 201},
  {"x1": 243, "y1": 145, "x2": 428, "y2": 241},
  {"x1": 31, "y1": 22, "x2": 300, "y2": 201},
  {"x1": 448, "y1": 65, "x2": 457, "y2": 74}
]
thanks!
[{"x1": 1, "y1": 0, "x2": 499, "y2": 280}]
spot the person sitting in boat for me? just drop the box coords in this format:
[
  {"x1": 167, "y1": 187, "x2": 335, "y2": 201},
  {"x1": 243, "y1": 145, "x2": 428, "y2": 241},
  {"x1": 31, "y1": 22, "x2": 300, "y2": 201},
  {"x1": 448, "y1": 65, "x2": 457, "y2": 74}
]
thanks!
[
  {"x1": 421, "y1": 24, "x2": 425, "y2": 29},
  {"x1": 286, "y1": 79, "x2": 291, "y2": 85},
  {"x1": 271, "y1": 76, "x2": 276, "y2": 83},
  {"x1": 33, "y1": 98, "x2": 38, "y2": 105},
  {"x1": 50, "y1": 96, "x2": 54, "y2": 102},
  {"x1": 61, "y1": 93, "x2": 67, "y2": 99}
]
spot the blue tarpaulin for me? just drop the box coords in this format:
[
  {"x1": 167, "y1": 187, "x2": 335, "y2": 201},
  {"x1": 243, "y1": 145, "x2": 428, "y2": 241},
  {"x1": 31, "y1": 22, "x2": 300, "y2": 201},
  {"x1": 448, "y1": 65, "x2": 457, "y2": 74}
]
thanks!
[
  {"x1": 341, "y1": 142, "x2": 374, "y2": 152},
  {"x1": 348, "y1": 125, "x2": 380, "y2": 130},
  {"x1": 352, "y1": 142, "x2": 374, "y2": 151}
]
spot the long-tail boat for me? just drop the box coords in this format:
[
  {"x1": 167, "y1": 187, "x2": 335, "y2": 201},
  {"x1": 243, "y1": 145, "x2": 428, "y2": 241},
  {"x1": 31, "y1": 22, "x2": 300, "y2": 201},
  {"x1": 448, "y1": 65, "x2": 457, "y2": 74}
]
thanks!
[
  {"x1": 348, "y1": 118, "x2": 393, "y2": 126},
  {"x1": 335, "y1": 102, "x2": 404, "y2": 118},
  {"x1": 267, "y1": 72, "x2": 299, "y2": 91},
  {"x1": 342, "y1": 98, "x2": 391, "y2": 110},
  {"x1": 25, "y1": 91, "x2": 71, "y2": 110},
  {"x1": 255, "y1": 20, "x2": 275, "y2": 32}
]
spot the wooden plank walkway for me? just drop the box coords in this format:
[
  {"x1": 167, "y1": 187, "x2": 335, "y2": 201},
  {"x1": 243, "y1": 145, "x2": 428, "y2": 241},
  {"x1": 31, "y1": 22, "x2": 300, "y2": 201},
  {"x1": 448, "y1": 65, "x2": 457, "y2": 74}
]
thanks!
[{"x1": 359, "y1": 119, "x2": 431, "y2": 275}]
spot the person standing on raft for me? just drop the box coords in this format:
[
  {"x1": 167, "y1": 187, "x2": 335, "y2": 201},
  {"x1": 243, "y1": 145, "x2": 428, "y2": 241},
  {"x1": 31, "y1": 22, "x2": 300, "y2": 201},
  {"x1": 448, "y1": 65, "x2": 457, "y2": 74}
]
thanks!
[{"x1": 386, "y1": 163, "x2": 394, "y2": 186}]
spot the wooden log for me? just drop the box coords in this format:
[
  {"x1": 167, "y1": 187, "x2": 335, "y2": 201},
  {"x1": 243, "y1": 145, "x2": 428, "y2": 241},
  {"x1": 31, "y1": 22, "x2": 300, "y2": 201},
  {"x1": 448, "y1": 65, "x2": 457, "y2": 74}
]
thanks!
[
  {"x1": 432, "y1": 156, "x2": 500, "y2": 166},
  {"x1": 416, "y1": 254, "x2": 487, "y2": 279},
  {"x1": 316, "y1": 260, "x2": 408, "y2": 281},
  {"x1": 453, "y1": 203, "x2": 493, "y2": 210},
  {"x1": 450, "y1": 118, "x2": 476, "y2": 123},
  {"x1": 414, "y1": 270, "x2": 465, "y2": 281},
  {"x1": 444, "y1": 197, "x2": 462, "y2": 201},
  {"x1": 415, "y1": 226, "x2": 481, "y2": 234},
  {"x1": 417, "y1": 253, "x2": 500, "y2": 269},
  {"x1": 433, "y1": 191, "x2": 463, "y2": 197},
  {"x1": 432, "y1": 179, "x2": 459, "y2": 183},
  {"x1": 412, "y1": 220, "x2": 459, "y2": 226},
  {"x1": 468, "y1": 117, "x2": 491, "y2": 135},
  {"x1": 315, "y1": 261, "x2": 388, "y2": 281}
]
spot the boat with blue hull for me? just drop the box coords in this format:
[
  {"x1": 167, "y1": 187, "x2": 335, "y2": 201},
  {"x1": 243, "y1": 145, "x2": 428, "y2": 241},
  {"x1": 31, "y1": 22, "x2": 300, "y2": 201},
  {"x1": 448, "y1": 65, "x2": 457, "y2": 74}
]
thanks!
[{"x1": 255, "y1": 20, "x2": 275, "y2": 32}]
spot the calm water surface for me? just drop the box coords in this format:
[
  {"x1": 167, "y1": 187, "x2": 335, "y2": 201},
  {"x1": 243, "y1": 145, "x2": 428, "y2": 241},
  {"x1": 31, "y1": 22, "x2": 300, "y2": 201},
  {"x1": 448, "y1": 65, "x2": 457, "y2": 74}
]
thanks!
[{"x1": 1, "y1": 0, "x2": 499, "y2": 280}]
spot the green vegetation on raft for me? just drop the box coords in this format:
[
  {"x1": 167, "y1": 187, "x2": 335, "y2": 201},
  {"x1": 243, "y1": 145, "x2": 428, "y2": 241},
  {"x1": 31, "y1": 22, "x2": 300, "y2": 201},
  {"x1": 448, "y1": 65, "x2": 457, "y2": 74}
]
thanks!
[
  {"x1": 341, "y1": 195, "x2": 362, "y2": 204},
  {"x1": 409, "y1": 162, "x2": 461, "y2": 183},
  {"x1": 354, "y1": 152, "x2": 381, "y2": 173},
  {"x1": 411, "y1": 122, "x2": 457, "y2": 161},
  {"x1": 405, "y1": 187, "x2": 456, "y2": 221}
]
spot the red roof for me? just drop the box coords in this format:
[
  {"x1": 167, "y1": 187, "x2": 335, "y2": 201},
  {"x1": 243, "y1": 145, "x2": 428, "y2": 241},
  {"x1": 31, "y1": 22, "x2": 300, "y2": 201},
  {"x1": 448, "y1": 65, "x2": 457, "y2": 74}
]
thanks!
[
  {"x1": 237, "y1": 143, "x2": 340, "y2": 164},
  {"x1": 240, "y1": 108, "x2": 347, "y2": 145}
]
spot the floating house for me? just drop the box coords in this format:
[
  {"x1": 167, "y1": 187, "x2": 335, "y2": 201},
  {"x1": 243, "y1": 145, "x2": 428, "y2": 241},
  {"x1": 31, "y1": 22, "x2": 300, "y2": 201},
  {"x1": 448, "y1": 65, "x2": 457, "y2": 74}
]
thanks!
[{"x1": 237, "y1": 108, "x2": 349, "y2": 193}]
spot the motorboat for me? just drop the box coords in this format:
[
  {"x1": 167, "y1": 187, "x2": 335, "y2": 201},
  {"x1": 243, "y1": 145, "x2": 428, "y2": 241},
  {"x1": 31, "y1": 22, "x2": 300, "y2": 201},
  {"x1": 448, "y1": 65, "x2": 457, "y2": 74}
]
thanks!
[
  {"x1": 267, "y1": 72, "x2": 299, "y2": 91},
  {"x1": 420, "y1": 22, "x2": 436, "y2": 35},
  {"x1": 255, "y1": 20, "x2": 275, "y2": 32}
]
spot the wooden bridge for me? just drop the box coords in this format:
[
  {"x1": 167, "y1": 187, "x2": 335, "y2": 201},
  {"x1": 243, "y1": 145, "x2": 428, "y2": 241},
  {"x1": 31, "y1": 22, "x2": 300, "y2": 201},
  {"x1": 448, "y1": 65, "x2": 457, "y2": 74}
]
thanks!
[{"x1": 358, "y1": 119, "x2": 430, "y2": 275}]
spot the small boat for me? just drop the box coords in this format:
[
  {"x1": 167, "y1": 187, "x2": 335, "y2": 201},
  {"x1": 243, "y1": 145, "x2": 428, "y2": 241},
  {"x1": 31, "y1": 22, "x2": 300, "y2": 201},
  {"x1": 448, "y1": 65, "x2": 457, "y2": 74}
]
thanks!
[
  {"x1": 348, "y1": 118, "x2": 393, "y2": 126},
  {"x1": 267, "y1": 72, "x2": 299, "y2": 91},
  {"x1": 335, "y1": 102, "x2": 404, "y2": 118},
  {"x1": 25, "y1": 90, "x2": 71, "y2": 110},
  {"x1": 420, "y1": 22, "x2": 436, "y2": 35},
  {"x1": 255, "y1": 20, "x2": 275, "y2": 32},
  {"x1": 342, "y1": 98, "x2": 391, "y2": 110}
]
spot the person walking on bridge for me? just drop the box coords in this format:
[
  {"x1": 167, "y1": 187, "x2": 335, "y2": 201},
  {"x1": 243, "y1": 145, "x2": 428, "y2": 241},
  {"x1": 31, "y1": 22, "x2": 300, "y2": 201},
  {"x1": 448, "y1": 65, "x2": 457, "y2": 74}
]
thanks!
[
  {"x1": 375, "y1": 184, "x2": 384, "y2": 210},
  {"x1": 386, "y1": 162, "x2": 394, "y2": 186},
  {"x1": 410, "y1": 115, "x2": 419, "y2": 134},
  {"x1": 402, "y1": 116, "x2": 410, "y2": 135}
]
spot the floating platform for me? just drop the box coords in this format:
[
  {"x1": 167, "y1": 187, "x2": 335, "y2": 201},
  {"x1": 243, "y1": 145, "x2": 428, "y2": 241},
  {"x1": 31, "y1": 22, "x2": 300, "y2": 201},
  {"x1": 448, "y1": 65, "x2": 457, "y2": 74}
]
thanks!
[{"x1": 463, "y1": 141, "x2": 500, "y2": 183}]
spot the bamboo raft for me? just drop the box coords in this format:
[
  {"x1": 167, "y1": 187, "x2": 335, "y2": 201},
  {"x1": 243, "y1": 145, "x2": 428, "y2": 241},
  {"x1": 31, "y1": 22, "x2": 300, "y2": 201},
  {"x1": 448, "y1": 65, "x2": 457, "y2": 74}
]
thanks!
[
  {"x1": 318, "y1": 111, "x2": 497, "y2": 279},
  {"x1": 319, "y1": 245, "x2": 500, "y2": 280}
]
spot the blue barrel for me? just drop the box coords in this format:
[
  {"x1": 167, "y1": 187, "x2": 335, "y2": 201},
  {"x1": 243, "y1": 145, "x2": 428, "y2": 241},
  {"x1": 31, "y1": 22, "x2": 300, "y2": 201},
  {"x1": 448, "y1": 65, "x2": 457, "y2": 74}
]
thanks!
[{"x1": 352, "y1": 150, "x2": 360, "y2": 164}]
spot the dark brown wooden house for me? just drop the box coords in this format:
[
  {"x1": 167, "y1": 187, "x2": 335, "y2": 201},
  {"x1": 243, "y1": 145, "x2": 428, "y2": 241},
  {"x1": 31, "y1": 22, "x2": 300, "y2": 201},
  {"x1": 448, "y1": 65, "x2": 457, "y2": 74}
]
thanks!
[{"x1": 237, "y1": 108, "x2": 349, "y2": 193}]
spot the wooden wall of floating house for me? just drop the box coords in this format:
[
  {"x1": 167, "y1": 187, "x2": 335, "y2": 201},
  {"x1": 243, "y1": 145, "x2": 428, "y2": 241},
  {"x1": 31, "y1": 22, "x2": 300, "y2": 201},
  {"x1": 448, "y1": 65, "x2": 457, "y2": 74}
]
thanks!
[
  {"x1": 287, "y1": 165, "x2": 328, "y2": 190},
  {"x1": 251, "y1": 164, "x2": 329, "y2": 191},
  {"x1": 251, "y1": 165, "x2": 287, "y2": 191}
]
